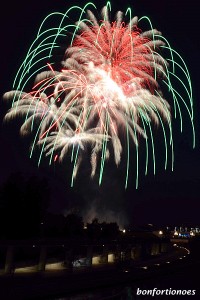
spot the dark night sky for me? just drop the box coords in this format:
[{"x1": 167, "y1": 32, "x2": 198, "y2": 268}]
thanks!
[{"x1": 0, "y1": 0, "x2": 199, "y2": 227}]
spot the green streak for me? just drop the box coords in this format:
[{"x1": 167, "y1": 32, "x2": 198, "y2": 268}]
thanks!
[
  {"x1": 163, "y1": 80, "x2": 183, "y2": 133},
  {"x1": 168, "y1": 70, "x2": 193, "y2": 118},
  {"x1": 150, "y1": 102, "x2": 168, "y2": 170},
  {"x1": 13, "y1": 61, "x2": 55, "y2": 110},
  {"x1": 167, "y1": 85, "x2": 196, "y2": 149},
  {"x1": 71, "y1": 145, "x2": 80, "y2": 187},
  {"x1": 154, "y1": 34, "x2": 175, "y2": 73},
  {"x1": 99, "y1": 112, "x2": 109, "y2": 186},
  {"x1": 138, "y1": 108, "x2": 149, "y2": 176},
  {"x1": 138, "y1": 16, "x2": 155, "y2": 50},
  {"x1": 167, "y1": 58, "x2": 193, "y2": 111},
  {"x1": 155, "y1": 90, "x2": 174, "y2": 171},
  {"x1": 125, "y1": 120, "x2": 130, "y2": 189},
  {"x1": 161, "y1": 45, "x2": 194, "y2": 119},
  {"x1": 13, "y1": 29, "x2": 65, "y2": 90},
  {"x1": 143, "y1": 106, "x2": 156, "y2": 176},
  {"x1": 131, "y1": 113, "x2": 139, "y2": 189},
  {"x1": 71, "y1": 3, "x2": 97, "y2": 46}
]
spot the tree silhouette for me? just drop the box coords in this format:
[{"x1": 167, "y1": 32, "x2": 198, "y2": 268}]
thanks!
[
  {"x1": 63, "y1": 213, "x2": 84, "y2": 237},
  {"x1": 0, "y1": 172, "x2": 50, "y2": 239},
  {"x1": 87, "y1": 218, "x2": 119, "y2": 240}
]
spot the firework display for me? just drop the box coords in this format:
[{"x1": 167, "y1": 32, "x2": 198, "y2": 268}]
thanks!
[{"x1": 3, "y1": 2, "x2": 195, "y2": 188}]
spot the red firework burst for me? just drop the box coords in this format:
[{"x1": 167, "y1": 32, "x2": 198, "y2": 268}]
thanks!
[{"x1": 70, "y1": 20, "x2": 155, "y2": 94}]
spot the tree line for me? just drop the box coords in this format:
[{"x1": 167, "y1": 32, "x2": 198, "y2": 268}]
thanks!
[{"x1": 0, "y1": 172, "x2": 119, "y2": 240}]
